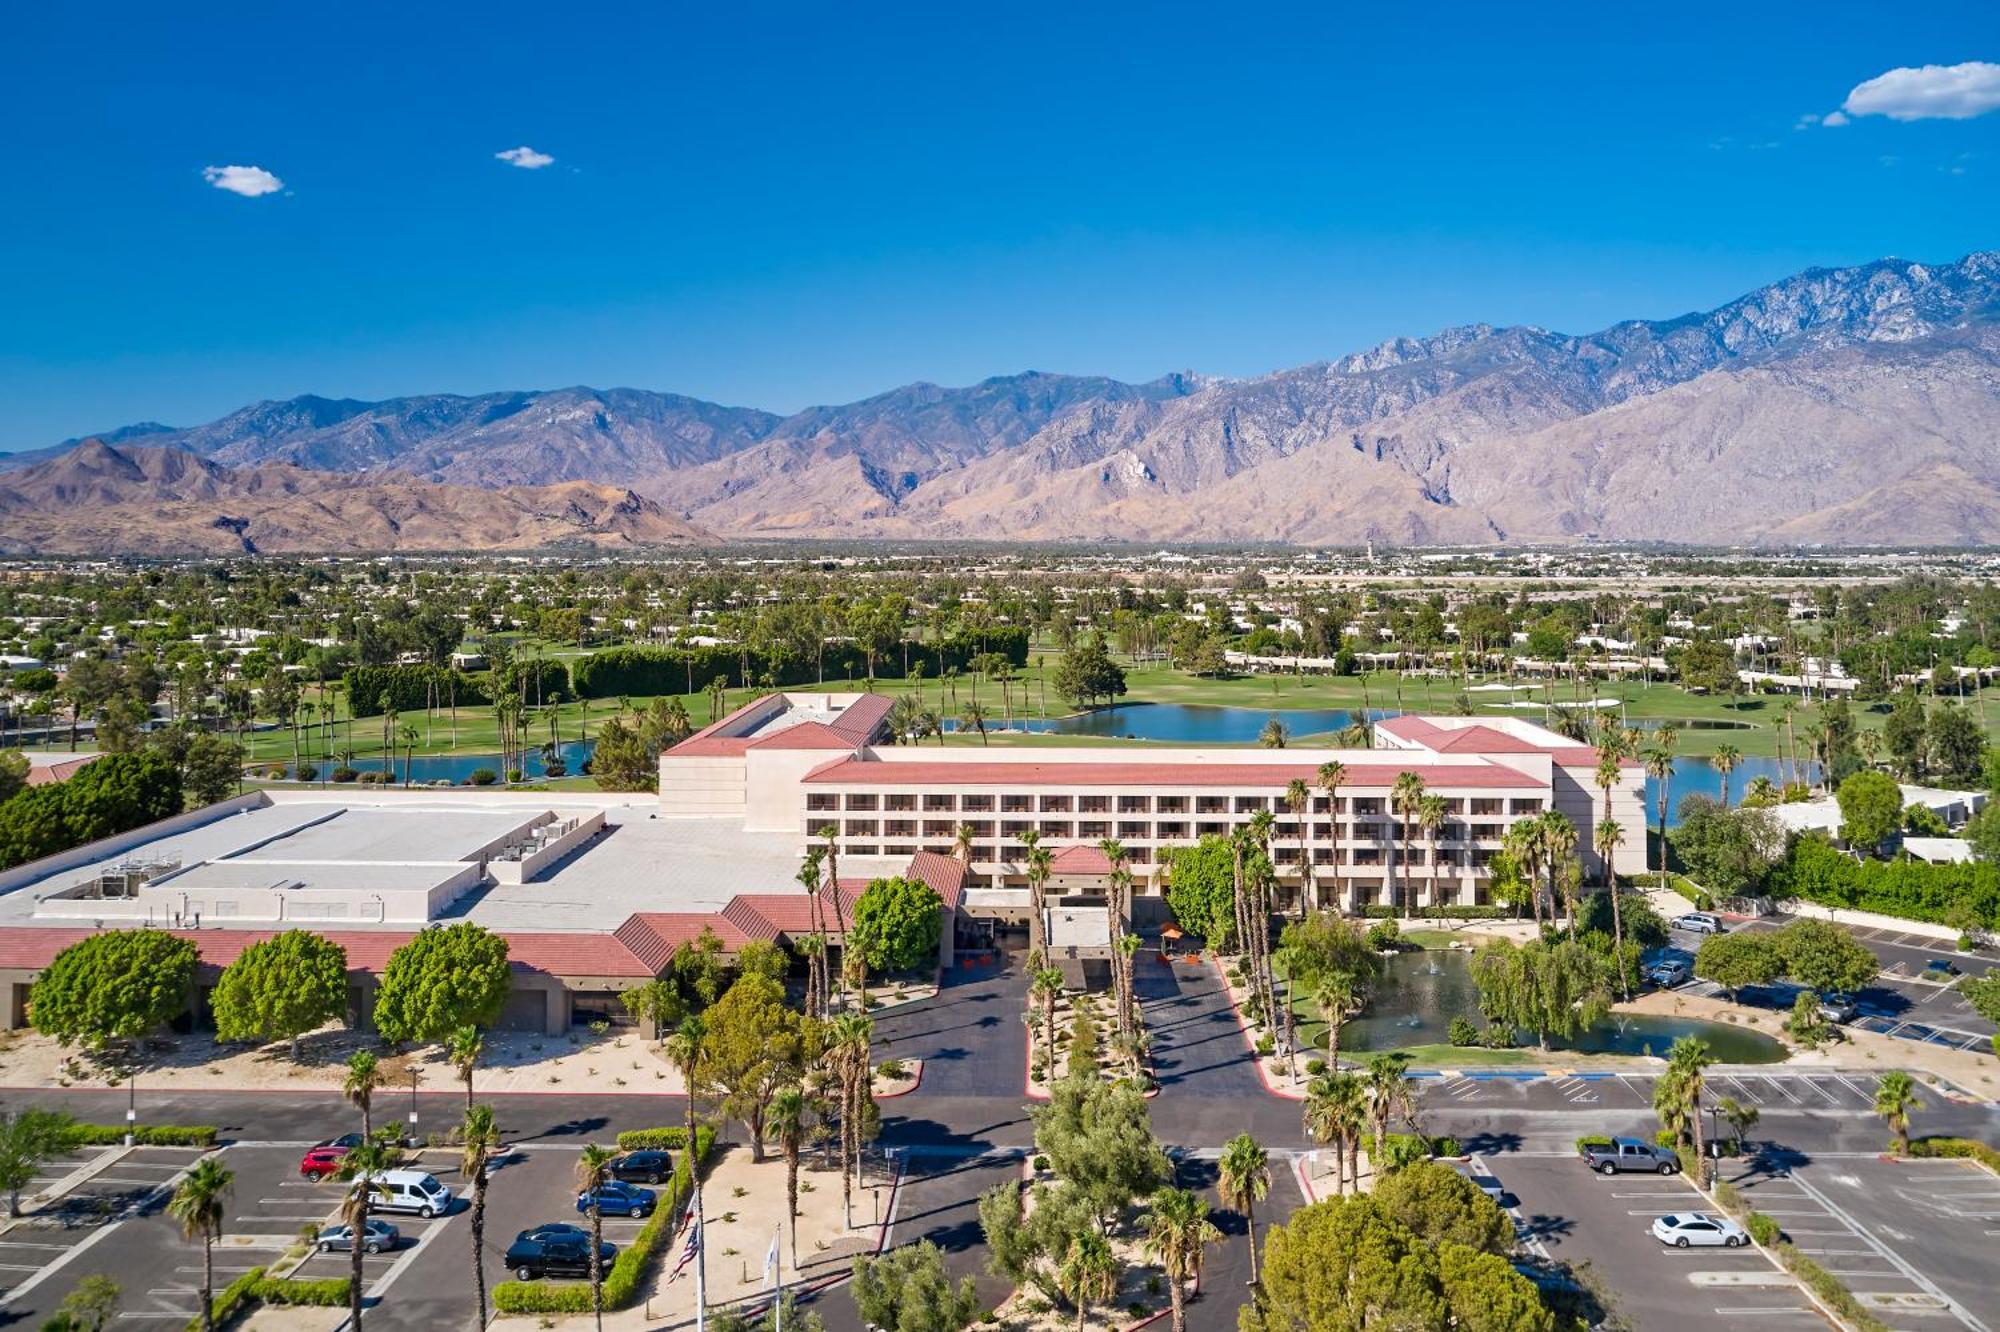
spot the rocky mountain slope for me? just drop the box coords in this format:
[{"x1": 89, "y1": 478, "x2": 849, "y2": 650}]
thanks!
[
  {"x1": 13, "y1": 252, "x2": 2000, "y2": 548},
  {"x1": 0, "y1": 441, "x2": 715, "y2": 555}
]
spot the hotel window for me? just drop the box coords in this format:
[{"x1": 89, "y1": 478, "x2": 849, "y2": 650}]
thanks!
[
  {"x1": 844, "y1": 819, "x2": 878, "y2": 837},
  {"x1": 884, "y1": 819, "x2": 916, "y2": 837},
  {"x1": 1155, "y1": 796, "x2": 1188, "y2": 814},
  {"x1": 1196, "y1": 796, "x2": 1226, "y2": 814},
  {"x1": 1275, "y1": 846, "x2": 1300, "y2": 864},
  {"x1": 884, "y1": 794, "x2": 916, "y2": 812},
  {"x1": 1118, "y1": 820, "x2": 1148, "y2": 839},
  {"x1": 1118, "y1": 795, "x2": 1151, "y2": 814},
  {"x1": 1001, "y1": 795, "x2": 1033, "y2": 814},
  {"x1": 885, "y1": 844, "x2": 916, "y2": 856},
  {"x1": 1039, "y1": 821, "x2": 1072, "y2": 838},
  {"x1": 1471, "y1": 799, "x2": 1502, "y2": 816},
  {"x1": 1078, "y1": 795, "x2": 1111, "y2": 814},
  {"x1": 1353, "y1": 798, "x2": 1384, "y2": 816},
  {"x1": 844, "y1": 794, "x2": 877, "y2": 812},
  {"x1": 1233, "y1": 795, "x2": 1264, "y2": 813},
  {"x1": 1197, "y1": 821, "x2": 1227, "y2": 837},
  {"x1": 1078, "y1": 820, "x2": 1110, "y2": 839},
  {"x1": 1039, "y1": 795, "x2": 1072, "y2": 813},
  {"x1": 848, "y1": 844, "x2": 879, "y2": 856},
  {"x1": 1154, "y1": 820, "x2": 1188, "y2": 840},
  {"x1": 1313, "y1": 847, "x2": 1335, "y2": 864},
  {"x1": 1129, "y1": 846, "x2": 1152, "y2": 865},
  {"x1": 807, "y1": 793, "x2": 839, "y2": 812},
  {"x1": 968, "y1": 820, "x2": 994, "y2": 838},
  {"x1": 1443, "y1": 798, "x2": 1465, "y2": 814},
  {"x1": 1002, "y1": 820, "x2": 1032, "y2": 838},
  {"x1": 923, "y1": 819, "x2": 955, "y2": 837},
  {"x1": 1471, "y1": 823, "x2": 1500, "y2": 840},
  {"x1": 923, "y1": 794, "x2": 957, "y2": 812},
  {"x1": 962, "y1": 795, "x2": 994, "y2": 813},
  {"x1": 1353, "y1": 849, "x2": 1383, "y2": 866},
  {"x1": 1510, "y1": 798, "x2": 1543, "y2": 816}
]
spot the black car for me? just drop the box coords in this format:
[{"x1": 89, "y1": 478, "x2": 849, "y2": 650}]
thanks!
[
  {"x1": 516, "y1": 1222, "x2": 592, "y2": 1245},
  {"x1": 608, "y1": 1149, "x2": 673, "y2": 1184},
  {"x1": 316, "y1": 1132, "x2": 365, "y2": 1151},
  {"x1": 504, "y1": 1232, "x2": 618, "y2": 1281}
]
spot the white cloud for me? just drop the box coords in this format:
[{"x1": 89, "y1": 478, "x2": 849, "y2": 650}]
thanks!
[
  {"x1": 1820, "y1": 110, "x2": 1850, "y2": 127},
  {"x1": 1841, "y1": 61, "x2": 2000, "y2": 122},
  {"x1": 202, "y1": 164, "x2": 284, "y2": 197},
  {"x1": 495, "y1": 145, "x2": 554, "y2": 169}
]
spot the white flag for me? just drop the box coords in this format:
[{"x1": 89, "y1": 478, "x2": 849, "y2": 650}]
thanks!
[{"x1": 764, "y1": 1229, "x2": 781, "y2": 1287}]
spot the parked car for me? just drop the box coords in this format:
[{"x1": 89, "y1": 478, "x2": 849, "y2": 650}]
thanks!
[
  {"x1": 607, "y1": 1149, "x2": 673, "y2": 1184},
  {"x1": 362, "y1": 1169, "x2": 454, "y2": 1218},
  {"x1": 1579, "y1": 1137, "x2": 1679, "y2": 1175},
  {"x1": 1816, "y1": 992, "x2": 1859, "y2": 1023},
  {"x1": 1650, "y1": 1212, "x2": 1748, "y2": 1248},
  {"x1": 576, "y1": 1180, "x2": 656, "y2": 1218},
  {"x1": 1925, "y1": 958, "x2": 1961, "y2": 979},
  {"x1": 504, "y1": 1231, "x2": 618, "y2": 1281},
  {"x1": 1647, "y1": 959, "x2": 1691, "y2": 988},
  {"x1": 516, "y1": 1222, "x2": 594, "y2": 1245},
  {"x1": 299, "y1": 1144, "x2": 351, "y2": 1182},
  {"x1": 316, "y1": 1219, "x2": 400, "y2": 1254},
  {"x1": 1443, "y1": 1159, "x2": 1505, "y2": 1202},
  {"x1": 1672, "y1": 912, "x2": 1724, "y2": 935}
]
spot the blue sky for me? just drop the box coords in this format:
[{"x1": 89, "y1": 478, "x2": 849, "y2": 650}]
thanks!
[{"x1": 3, "y1": 2, "x2": 1998, "y2": 451}]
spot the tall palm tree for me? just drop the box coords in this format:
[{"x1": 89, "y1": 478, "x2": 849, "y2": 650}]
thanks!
[
  {"x1": 1142, "y1": 1187, "x2": 1220, "y2": 1332},
  {"x1": 1596, "y1": 819, "x2": 1630, "y2": 997},
  {"x1": 771, "y1": 1086, "x2": 808, "y2": 1266},
  {"x1": 344, "y1": 1050, "x2": 381, "y2": 1140},
  {"x1": 336, "y1": 1139, "x2": 402, "y2": 1332},
  {"x1": 817, "y1": 823, "x2": 851, "y2": 1001},
  {"x1": 1316, "y1": 761, "x2": 1346, "y2": 914},
  {"x1": 461, "y1": 1104, "x2": 500, "y2": 1332},
  {"x1": 1245, "y1": 809, "x2": 1280, "y2": 1033},
  {"x1": 1032, "y1": 966, "x2": 1065, "y2": 1078},
  {"x1": 576, "y1": 1144, "x2": 617, "y2": 1332},
  {"x1": 1216, "y1": 1133, "x2": 1271, "y2": 1285},
  {"x1": 961, "y1": 700, "x2": 989, "y2": 744},
  {"x1": 1285, "y1": 778, "x2": 1312, "y2": 922},
  {"x1": 1058, "y1": 1230, "x2": 1120, "y2": 1332},
  {"x1": 168, "y1": 1157, "x2": 233, "y2": 1332},
  {"x1": 1098, "y1": 838, "x2": 1132, "y2": 1038},
  {"x1": 1534, "y1": 809, "x2": 1578, "y2": 935},
  {"x1": 952, "y1": 822, "x2": 976, "y2": 873},
  {"x1": 1666, "y1": 1037, "x2": 1714, "y2": 1186},
  {"x1": 1417, "y1": 793, "x2": 1448, "y2": 920},
  {"x1": 447, "y1": 1025, "x2": 482, "y2": 1113},
  {"x1": 829, "y1": 1012, "x2": 874, "y2": 1229},
  {"x1": 1874, "y1": 1070, "x2": 1922, "y2": 1156},
  {"x1": 1313, "y1": 970, "x2": 1359, "y2": 1072},
  {"x1": 1302, "y1": 1069, "x2": 1367, "y2": 1196},
  {"x1": 1025, "y1": 839, "x2": 1053, "y2": 960},
  {"x1": 1390, "y1": 772, "x2": 1426, "y2": 919},
  {"x1": 1365, "y1": 1053, "x2": 1416, "y2": 1159},
  {"x1": 796, "y1": 848, "x2": 827, "y2": 1017},
  {"x1": 1712, "y1": 744, "x2": 1743, "y2": 809},
  {"x1": 1644, "y1": 745, "x2": 1676, "y2": 897},
  {"x1": 1504, "y1": 818, "x2": 1546, "y2": 930}
]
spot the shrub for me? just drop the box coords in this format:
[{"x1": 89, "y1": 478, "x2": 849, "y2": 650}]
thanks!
[
  {"x1": 507, "y1": 768, "x2": 524, "y2": 783},
  {"x1": 252, "y1": 1276, "x2": 351, "y2": 1307},
  {"x1": 613, "y1": 1126, "x2": 701, "y2": 1151},
  {"x1": 184, "y1": 1267, "x2": 265, "y2": 1332},
  {"x1": 1746, "y1": 1212, "x2": 1779, "y2": 1246},
  {"x1": 1910, "y1": 1136, "x2": 2000, "y2": 1173},
  {"x1": 1447, "y1": 1017, "x2": 1479, "y2": 1047},
  {"x1": 295, "y1": 763, "x2": 318, "y2": 782},
  {"x1": 1427, "y1": 1135, "x2": 1461, "y2": 1159},
  {"x1": 331, "y1": 765, "x2": 358, "y2": 783},
  {"x1": 1366, "y1": 918, "x2": 1402, "y2": 951},
  {"x1": 1255, "y1": 1033, "x2": 1275, "y2": 1056},
  {"x1": 1478, "y1": 1024, "x2": 1516, "y2": 1049},
  {"x1": 468, "y1": 768, "x2": 498, "y2": 786},
  {"x1": 1305, "y1": 1059, "x2": 1326, "y2": 1077},
  {"x1": 61, "y1": 1123, "x2": 217, "y2": 1148},
  {"x1": 876, "y1": 1058, "x2": 907, "y2": 1080}
]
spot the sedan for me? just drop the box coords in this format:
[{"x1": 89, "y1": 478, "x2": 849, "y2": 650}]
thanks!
[
  {"x1": 1925, "y1": 958, "x2": 1961, "y2": 979},
  {"x1": 316, "y1": 1219, "x2": 401, "y2": 1254},
  {"x1": 1650, "y1": 1212, "x2": 1748, "y2": 1248},
  {"x1": 516, "y1": 1222, "x2": 593, "y2": 1245},
  {"x1": 577, "y1": 1181, "x2": 656, "y2": 1218},
  {"x1": 608, "y1": 1149, "x2": 674, "y2": 1184}
]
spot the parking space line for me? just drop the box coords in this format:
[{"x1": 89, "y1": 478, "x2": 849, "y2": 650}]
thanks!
[
  {"x1": 0, "y1": 1262, "x2": 47, "y2": 1273},
  {"x1": 1784, "y1": 1171, "x2": 1988, "y2": 1331},
  {"x1": 1758, "y1": 1077, "x2": 1803, "y2": 1104}
]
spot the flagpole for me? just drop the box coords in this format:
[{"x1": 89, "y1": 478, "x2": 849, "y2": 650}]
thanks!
[
  {"x1": 694, "y1": 1176, "x2": 707, "y2": 1332},
  {"x1": 773, "y1": 1224, "x2": 784, "y2": 1332}
]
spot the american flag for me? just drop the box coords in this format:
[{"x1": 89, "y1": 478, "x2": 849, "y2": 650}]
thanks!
[{"x1": 667, "y1": 1203, "x2": 701, "y2": 1283}]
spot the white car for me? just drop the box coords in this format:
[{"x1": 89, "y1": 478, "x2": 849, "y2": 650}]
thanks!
[
  {"x1": 1650, "y1": 1212, "x2": 1748, "y2": 1248},
  {"x1": 1647, "y1": 959, "x2": 1691, "y2": 988},
  {"x1": 1673, "y1": 912, "x2": 1724, "y2": 935}
]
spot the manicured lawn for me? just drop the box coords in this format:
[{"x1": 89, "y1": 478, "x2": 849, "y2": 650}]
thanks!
[{"x1": 1370, "y1": 1043, "x2": 1537, "y2": 1068}]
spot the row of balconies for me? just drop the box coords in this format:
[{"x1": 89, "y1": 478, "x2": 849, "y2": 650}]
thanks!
[
  {"x1": 822, "y1": 817, "x2": 1515, "y2": 845},
  {"x1": 806, "y1": 790, "x2": 1546, "y2": 819}
]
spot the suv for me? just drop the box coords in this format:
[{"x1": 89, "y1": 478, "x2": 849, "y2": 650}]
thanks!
[
  {"x1": 577, "y1": 1180, "x2": 656, "y2": 1218},
  {"x1": 1647, "y1": 959, "x2": 1691, "y2": 988},
  {"x1": 1672, "y1": 912, "x2": 1724, "y2": 935},
  {"x1": 1816, "y1": 992, "x2": 1858, "y2": 1023},
  {"x1": 300, "y1": 1143, "x2": 354, "y2": 1182},
  {"x1": 1579, "y1": 1136, "x2": 1679, "y2": 1176},
  {"x1": 505, "y1": 1231, "x2": 618, "y2": 1281},
  {"x1": 608, "y1": 1150, "x2": 673, "y2": 1184}
]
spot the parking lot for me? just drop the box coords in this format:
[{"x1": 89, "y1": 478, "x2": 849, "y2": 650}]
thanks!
[
  {"x1": 1421, "y1": 1067, "x2": 1922, "y2": 1115},
  {"x1": 0, "y1": 1145, "x2": 204, "y2": 1323},
  {"x1": 1491, "y1": 1152, "x2": 1814, "y2": 1332}
]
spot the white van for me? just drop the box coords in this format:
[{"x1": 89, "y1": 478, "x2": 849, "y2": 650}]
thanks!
[{"x1": 365, "y1": 1170, "x2": 454, "y2": 1218}]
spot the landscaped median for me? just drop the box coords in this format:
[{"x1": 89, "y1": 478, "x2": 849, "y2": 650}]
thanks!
[
  {"x1": 185, "y1": 1268, "x2": 350, "y2": 1332},
  {"x1": 1707, "y1": 1176, "x2": 1891, "y2": 1332},
  {"x1": 492, "y1": 1125, "x2": 716, "y2": 1317},
  {"x1": 61, "y1": 1123, "x2": 218, "y2": 1148}
]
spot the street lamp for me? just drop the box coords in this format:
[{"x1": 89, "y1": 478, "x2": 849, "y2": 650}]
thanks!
[
  {"x1": 125, "y1": 1071, "x2": 136, "y2": 1148},
  {"x1": 408, "y1": 1068, "x2": 419, "y2": 1146}
]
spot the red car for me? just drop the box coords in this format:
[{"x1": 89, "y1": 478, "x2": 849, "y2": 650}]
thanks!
[{"x1": 300, "y1": 1133, "x2": 364, "y2": 1182}]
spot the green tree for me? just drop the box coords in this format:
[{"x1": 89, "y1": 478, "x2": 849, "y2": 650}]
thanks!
[
  {"x1": 851, "y1": 1239, "x2": 981, "y2": 1332},
  {"x1": 1874, "y1": 1069, "x2": 1921, "y2": 1156},
  {"x1": 576, "y1": 1143, "x2": 617, "y2": 1332},
  {"x1": 210, "y1": 929, "x2": 349, "y2": 1060},
  {"x1": 696, "y1": 971, "x2": 804, "y2": 1158},
  {"x1": 1836, "y1": 769, "x2": 1904, "y2": 850},
  {"x1": 1050, "y1": 638, "x2": 1127, "y2": 710},
  {"x1": 0, "y1": 1108, "x2": 73, "y2": 1217},
  {"x1": 181, "y1": 732, "x2": 244, "y2": 806},
  {"x1": 0, "y1": 750, "x2": 27, "y2": 804},
  {"x1": 343, "y1": 1049, "x2": 382, "y2": 1139},
  {"x1": 1370, "y1": 1160, "x2": 1513, "y2": 1255},
  {"x1": 1927, "y1": 704, "x2": 1985, "y2": 784},
  {"x1": 1693, "y1": 932, "x2": 1784, "y2": 1000},
  {"x1": 461, "y1": 1104, "x2": 500, "y2": 1332},
  {"x1": 1467, "y1": 937, "x2": 1612, "y2": 1049},
  {"x1": 1667, "y1": 797, "x2": 1785, "y2": 897},
  {"x1": 31, "y1": 930, "x2": 197, "y2": 1049},
  {"x1": 371, "y1": 922, "x2": 511, "y2": 1045},
  {"x1": 1883, "y1": 691, "x2": 1928, "y2": 778},
  {"x1": 588, "y1": 716, "x2": 657, "y2": 791},
  {"x1": 1165, "y1": 836, "x2": 1237, "y2": 948},
  {"x1": 1774, "y1": 918, "x2": 1879, "y2": 994},
  {"x1": 1217, "y1": 1133, "x2": 1271, "y2": 1285},
  {"x1": 167, "y1": 1156, "x2": 232, "y2": 1332},
  {"x1": 849, "y1": 876, "x2": 944, "y2": 974},
  {"x1": 1960, "y1": 973, "x2": 2000, "y2": 1026},
  {"x1": 1031, "y1": 1075, "x2": 1170, "y2": 1221},
  {"x1": 1142, "y1": 1188, "x2": 1220, "y2": 1332},
  {"x1": 50, "y1": 1274, "x2": 121, "y2": 1331}
]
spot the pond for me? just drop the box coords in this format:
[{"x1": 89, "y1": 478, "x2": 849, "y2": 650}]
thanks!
[
  {"x1": 1335, "y1": 950, "x2": 1788, "y2": 1064},
  {"x1": 281, "y1": 739, "x2": 596, "y2": 785}
]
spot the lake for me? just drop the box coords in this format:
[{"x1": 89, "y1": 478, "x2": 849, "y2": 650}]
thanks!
[{"x1": 283, "y1": 739, "x2": 597, "y2": 785}]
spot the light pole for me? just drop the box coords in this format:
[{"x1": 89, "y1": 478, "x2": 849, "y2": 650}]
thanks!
[
  {"x1": 407, "y1": 1068, "x2": 419, "y2": 1146},
  {"x1": 125, "y1": 1071, "x2": 136, "y2": 1148}
]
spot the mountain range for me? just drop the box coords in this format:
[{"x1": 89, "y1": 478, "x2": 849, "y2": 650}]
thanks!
[{"x1": 10, "y1": 251, "x2": 2000, "y2": 551}]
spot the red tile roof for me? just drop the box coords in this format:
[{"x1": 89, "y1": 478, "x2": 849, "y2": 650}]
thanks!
[
  {"x1": 25, "y1": 756, "x2": 98, "y2": 787},
  {"x1": 0, "y1": 925, "x2": 650, "y2": 979},
  {"x1": 1428, "y1": 725, "x2": 1544, "y2": 754},
  {"x1": 1049, "y1": 845, "x2": 1112, "y2": 876},
  {"x1": 799, "y1": 759, "x2": 1541, "y2": 789},
  {"x1": 747, "y1": 721, "x2": 857, "y2": 751},
  {"x1": 904, "y1": 851, "x2": 968, "y2": 910},
  {"x1": 664, "y1": 695, "x2": 784, "y2": 757},
  {"x1": 668, "y1": 693, "x2": 893, "y2": 757}
]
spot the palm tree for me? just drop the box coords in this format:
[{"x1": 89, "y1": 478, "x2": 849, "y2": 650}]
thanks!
[
  {"x1": 1417, "y1": 792, "x2": 1448, "y2": 920},
  {"x1": 1504, "y1": 818, "x2": 1546, "y2": 930},
  {"x1": 1142, "y1": 1187, "x2": 1220, "y2": 1332},
  {"x1": 1258, "y1": 717, "x2": 1288, "y2": 749},
  {"x1": 817, "y1": 823, "x2": 851, "y2": 1001},
  {"x1": 576, "y1": 1144, "x2": 617, "y2": 1332},
  {"x1": 1022, "y1": 833, "x2": 1052, "y2": 959},
  {"x1": 1390, "y1": 771, "x2": 1426, "y2": 918},
  {"x1": 1536, "y1": 810, "x2": 1579, "y2": 935},
  {"x1": 796, "y1": 848, "x2": 827, "y2": 1018},
  {"x1": 1058, "y1": 1230, "x2": 1120, "y2": 1332},
  {"x1": 952, "y1": 822, "x2": 976, "y2": 873},
  {"x1": 1712, "y1": 743, "x2": 1743, "y2": 809},
  {"x1": 398, "y1": 722, "x2": 418, "y2": 785},
  {"x1": 1316, "y1": 760, "x2": 1346, "y2": 913},
  {"x1": 961, "y1": 700, "x2": 989, "y2": 744},
  {"x1": 1285, "y1": 778, "x2": 1312, "y2": 922},
  {"x1": 771, "y1": 1087, "x2": 808, "y2": 1266},
  {"x1": 461, "y1": 1105, "x2": 500, "y2": 1332},
  {"x1": 447, "y1": 1025, "x2": 482, "y2": 1113},
  {"x1": 829, "y1": 1012, "x2": 874, "y2": 1228},
  {"x1": 1313, "y1": 970, "x2": 1359, "y2": 1071},
  {"x1": 336, "y1": 1139, "x2": 402, "y2": 1332},
  {"x1": 1874, "y1": 1070, "x2": 1922, "y2": 1156},
  {"x1": 1596, "y1": 818, "x2": 1630, "y2": 996},
  {"x1": 1032, "y1": 966, "x2": 1065, "y2": 1078},
  {"x1": 1365, "y1": 1053, "x2": 1416, "y2": 1160},
  {"x1": 1216, "y1": 1133, "x2": 1271, "y2": 1285},
  {"x1": 344, "y1": 1050, "x2": 381, "y2": 1140},
  {"x1": 168, "y1": 1157, "x2": 232, "y2": 1332},
  {"x1": 1098, "y1": 837, "x2": 1132, "y2": 1037},
  {"x1": 1302, "y1": 1069, "x2": 1368, "y2": 1195},
  {"x1": 1645, "y1": 745, "x2": 1676, "y2": 897},
  {"x1": 1666, "y1": 1037, "x2": 1715, "y2": 1186}
]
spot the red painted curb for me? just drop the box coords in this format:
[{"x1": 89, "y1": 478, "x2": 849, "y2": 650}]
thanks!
[{"x1": 874, "y1": 1061, "x2": 924, "y2": 1099}]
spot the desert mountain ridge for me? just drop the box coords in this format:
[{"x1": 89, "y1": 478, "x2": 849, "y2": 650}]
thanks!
[{"x1": 11, "y1": 250, "x2": 2000, "y2": 550}]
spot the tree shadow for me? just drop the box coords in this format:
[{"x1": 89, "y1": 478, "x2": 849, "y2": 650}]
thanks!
[{"x1": 1460, "y1": 1130, "x2": 1524, "y2": 1157}]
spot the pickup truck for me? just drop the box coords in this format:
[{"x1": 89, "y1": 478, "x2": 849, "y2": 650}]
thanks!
[{"x1": 1579, "y1": 1136, "x2": 1679, "y2": 1176}]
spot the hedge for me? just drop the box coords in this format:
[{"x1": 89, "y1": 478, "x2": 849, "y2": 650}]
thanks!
[
  {"x1": 1769, "y1": 834, "x2": 2000, "y2": 928},
  {"x1": 1359, "y1": 904, "x2": 1517, "y2": 920},
  {"x1": 567, "y1": 628, "x2": 1030, "y2": 700},
  {"x1": 614, "y1": 1126, "x2": 700, "y2": 1152},
  {"x1": 1910, "y1": 1136, "x2": 2000, "y2": 1173},
  {"x1": 342, "y1": 665, "x2": 495, "y2": 719},
  {"x1": 184, "y1": 1266, "x2": 264, "y2": 1332},
  {"x1": 492, "y1": 1125, "x2": 716, "y2": 1314},
  {"x1": 62, "y1": 1124, "x2": 218, "y2": 1148},
  {"x1": 177, "y1": 1268, "x2": 350, "y2": 1330}
]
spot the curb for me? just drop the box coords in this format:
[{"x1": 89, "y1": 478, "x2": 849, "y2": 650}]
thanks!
[
  {"x1": 873, "y1": 1060, "x2": 924, "y2": 1100},
  {"x1": 1209, "y1": 955, "x2": 1305, "y2": 1101}
]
